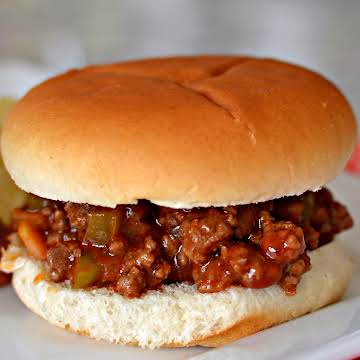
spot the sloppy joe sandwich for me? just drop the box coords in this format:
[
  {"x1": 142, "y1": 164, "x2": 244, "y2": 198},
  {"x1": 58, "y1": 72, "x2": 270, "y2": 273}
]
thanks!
[{"x1": 0, "y1": 56, "x2": 357, "y2": 348}]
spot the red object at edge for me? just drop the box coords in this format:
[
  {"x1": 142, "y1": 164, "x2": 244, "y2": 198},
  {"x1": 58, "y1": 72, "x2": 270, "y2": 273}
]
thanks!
[{"x1": 346, "y1": 142, "x2": 360, "y2": 176}]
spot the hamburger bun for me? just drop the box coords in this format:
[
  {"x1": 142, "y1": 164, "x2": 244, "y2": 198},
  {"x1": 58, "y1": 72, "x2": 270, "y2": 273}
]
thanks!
[
  {"x1": 1, "y1": 240, "x2": 353, "y2": 348},
  {"x1": 1, "y1": 56, "x2": 357, "y2": 208}
]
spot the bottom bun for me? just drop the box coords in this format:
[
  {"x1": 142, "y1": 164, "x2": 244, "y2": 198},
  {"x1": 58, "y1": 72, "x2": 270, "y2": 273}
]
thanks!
[{"x1": 10, "y1": 240, "x2": 354, "y2": 348}]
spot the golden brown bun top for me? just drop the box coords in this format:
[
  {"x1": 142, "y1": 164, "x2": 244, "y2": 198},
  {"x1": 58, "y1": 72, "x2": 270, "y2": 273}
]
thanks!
[{"x1": 1, "y1": 56, "x2": 357, "y2": 208}]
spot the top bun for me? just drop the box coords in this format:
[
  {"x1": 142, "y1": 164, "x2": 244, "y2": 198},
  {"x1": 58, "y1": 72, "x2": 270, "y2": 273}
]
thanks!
[{"x1": 1, "y1": 56, "x2": 357, "y2": 208}]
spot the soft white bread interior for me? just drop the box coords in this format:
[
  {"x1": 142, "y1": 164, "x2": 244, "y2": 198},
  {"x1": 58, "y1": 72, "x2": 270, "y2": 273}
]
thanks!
[
  {"x1": 1, "y1": 56, "x2": 357, "y2": 208},
  {"x1": 2, "y1": 240, "x2": 353, "y2": 348}
]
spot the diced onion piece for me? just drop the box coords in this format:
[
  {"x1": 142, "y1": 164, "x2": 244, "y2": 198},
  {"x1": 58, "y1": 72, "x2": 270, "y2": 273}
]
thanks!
[
  {"x1": 73, "y1": 254, "x2": 100, "y2": 289},
  {"x1": 18, "y1": 220, "x2": 47, "y2": 260}
]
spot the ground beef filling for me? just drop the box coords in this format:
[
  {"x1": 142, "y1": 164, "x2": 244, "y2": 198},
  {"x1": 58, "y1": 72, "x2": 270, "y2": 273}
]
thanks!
[{"x1": 9, "y1": 188, "x2": 353, "y2": 298}]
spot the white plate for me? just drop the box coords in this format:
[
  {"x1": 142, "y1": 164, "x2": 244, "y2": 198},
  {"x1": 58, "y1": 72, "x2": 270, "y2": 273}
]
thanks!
[{"x1": 0, "y1": 174, "x2": 359, "y2": 360}]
